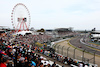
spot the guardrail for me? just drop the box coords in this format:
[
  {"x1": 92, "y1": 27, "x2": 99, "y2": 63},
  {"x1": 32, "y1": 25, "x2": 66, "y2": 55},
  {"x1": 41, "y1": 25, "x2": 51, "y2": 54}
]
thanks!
[
  {"x1": 50, "y1": 38, "x2": 70, "y2": 47},
  {"x1": 80, "y1": 38, "x2": 100, "y2": 50}
]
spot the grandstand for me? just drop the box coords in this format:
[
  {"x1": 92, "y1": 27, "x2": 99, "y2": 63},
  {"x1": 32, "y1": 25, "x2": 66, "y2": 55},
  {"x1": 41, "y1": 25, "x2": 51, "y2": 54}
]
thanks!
[
  {"x1": 0, "y1": 26, "x2": 9, "y2": 36},
  {"x1": 45, "y1": 29, "x2": 59, "y2": 38},
  {"x1": 0, "y1": 26, "x2": 10, "y2": 31},
  {"x1": 54, "y1": 27, "x2": 73, "y2": 37}
]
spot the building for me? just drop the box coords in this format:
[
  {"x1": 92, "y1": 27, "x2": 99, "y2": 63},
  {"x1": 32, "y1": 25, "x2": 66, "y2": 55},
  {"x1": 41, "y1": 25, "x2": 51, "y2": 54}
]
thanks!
[{"x1": 90, "y1": 31, "x2": 100, "y2": 42}]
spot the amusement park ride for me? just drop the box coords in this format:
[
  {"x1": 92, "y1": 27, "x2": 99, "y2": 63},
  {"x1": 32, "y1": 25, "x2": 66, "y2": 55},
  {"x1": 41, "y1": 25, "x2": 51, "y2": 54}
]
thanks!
[{"x1": 11, "y1": 3, "x2": 31, "y2": 32}]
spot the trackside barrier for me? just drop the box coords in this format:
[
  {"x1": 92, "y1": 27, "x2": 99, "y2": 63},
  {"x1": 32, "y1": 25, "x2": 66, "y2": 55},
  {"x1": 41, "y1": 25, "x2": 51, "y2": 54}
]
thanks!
[{"x1": 51, "y1": 38, "x2": 70, "y2": 47}]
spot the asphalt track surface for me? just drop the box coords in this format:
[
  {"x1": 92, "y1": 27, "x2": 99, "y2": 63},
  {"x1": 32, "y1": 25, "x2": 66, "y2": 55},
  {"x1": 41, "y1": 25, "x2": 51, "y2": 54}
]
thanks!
[{"x1": 69, "y1": 36, "x2": 100, "y2": 55}]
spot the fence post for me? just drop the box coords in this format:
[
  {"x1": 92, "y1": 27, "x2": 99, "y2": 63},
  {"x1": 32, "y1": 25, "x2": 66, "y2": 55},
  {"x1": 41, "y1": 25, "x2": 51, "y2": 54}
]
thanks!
[
  {"x1": 62, "y1": 46, "x2": 64, "y2": 55},
  {"x1": 82, "y1": 49, "x2": 85, "y2": 62},
  {"x1": 58, "y1": 45, "x2": 60, "y2": 53},
  {"x1": 93, "y1": 51, "x2": 97, "y2": 64},
  {"x1": 73, "y1": 48, "x2": 77, "y2": 59},
  {"x1": 54, "y1": 44, "x2": 57, "y2": 51},
  {"x1": 53, "y1": 44, "x2": 55, "y2": 49},
  {"x1": 54, "y1": 44, "x2": 57, "y2": 52},
  {"x1": 67, "y1": 47, "x2": 70, "y2": 57}
]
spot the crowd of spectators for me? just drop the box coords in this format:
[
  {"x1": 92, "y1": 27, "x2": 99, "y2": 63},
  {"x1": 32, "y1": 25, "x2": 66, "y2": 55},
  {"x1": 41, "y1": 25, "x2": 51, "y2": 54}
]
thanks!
[
  {"x1": 0, "y1": 32, "x2": 63, "y2": 67},
  {"x1": 0, "y1": 31, "x2": 98, "y2": 67}
]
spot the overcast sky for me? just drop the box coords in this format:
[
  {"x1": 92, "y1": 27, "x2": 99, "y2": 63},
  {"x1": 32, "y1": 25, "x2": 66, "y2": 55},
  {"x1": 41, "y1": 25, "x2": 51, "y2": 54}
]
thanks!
[{"x1": 0, "y1": 0, "x2": 100, "y2": 30}]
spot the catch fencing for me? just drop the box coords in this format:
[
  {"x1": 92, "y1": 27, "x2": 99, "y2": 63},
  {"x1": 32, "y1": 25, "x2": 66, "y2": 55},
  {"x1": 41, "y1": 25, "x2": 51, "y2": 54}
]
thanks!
[{"x1": 52, "y1": 43, "x2": 97, "y2": 66}]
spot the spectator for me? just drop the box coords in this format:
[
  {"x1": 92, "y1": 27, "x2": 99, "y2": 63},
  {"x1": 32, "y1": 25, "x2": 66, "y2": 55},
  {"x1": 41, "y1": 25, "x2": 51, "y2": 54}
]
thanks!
[
  {"x1": 0, "y1": 56, "x2": 11, "y2": 67},
  {"x1": 52, "y1": 61, "x2": 56, "y2": 67},
  {"x1": 17, "y1": 57, "x2": 25, "y2": 67},
  {"x1": 44, "y1": 65, "x2": 48, "y2": 67},
  {"x1": 40, "y1": 62, "x2": 44, "y2": 67},
  {"x1": 0, "y1": 54, "x2": 3, "y2": 63}
]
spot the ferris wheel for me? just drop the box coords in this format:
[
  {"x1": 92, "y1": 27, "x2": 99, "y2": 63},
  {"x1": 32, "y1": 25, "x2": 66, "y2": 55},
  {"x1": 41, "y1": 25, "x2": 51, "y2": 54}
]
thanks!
[{"x1": 11, "y1": 3, "x2": 31, "y2": 32}]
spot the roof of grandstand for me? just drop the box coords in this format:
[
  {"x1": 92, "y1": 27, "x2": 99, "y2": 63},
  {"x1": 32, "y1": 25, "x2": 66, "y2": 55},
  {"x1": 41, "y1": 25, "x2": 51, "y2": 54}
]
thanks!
[{"x1": 55, "y1": 28, "x2": 73, "y2": 32}]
